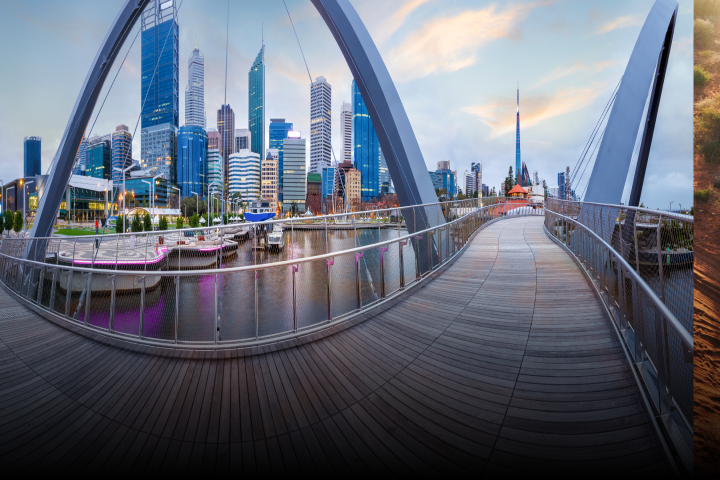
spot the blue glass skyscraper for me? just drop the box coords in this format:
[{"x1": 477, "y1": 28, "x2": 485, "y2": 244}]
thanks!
[
  {"x1": 249, "y1": 46, "x2": 265, "y2": 159},
  {"x1": 140, "y1": 0, "x2": 179, "y2": 184},
  {"x1": 352, "y1": 80, "x2": 385, "y2": 202},
  {"x1": 23, "y1": 136, "x2": 41, "y2": 177},
  {"x1": 177, "y1": 125, "x2": 207, "y2": 198},
  {"x1": 269, "y1": 119, "x2": 293, "y2": 202}
]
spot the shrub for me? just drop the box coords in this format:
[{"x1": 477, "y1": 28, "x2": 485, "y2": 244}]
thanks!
[
  {"x1": 13, "y1": 211, "x2": 23, "y2": 233},
  {"x1": 189, "y1": 213, "x2": 199, "y2": 228},
  {"x1": 115, "y1": 215, "x2": 124, "y2": 234},
  {"x1": 696, "y1": 0, "x2": 720, "y2": 21},
  {"x1": 702, "y1": 139, "x2": 720, "y2": 163},
  {"x1": 223, "y1": 213, "x2": 228, "y2": 225},
  {"x1": 0, "y1": 211, "x2": 4, "y2": 234},
  {"x1": 3, "y1": 210, "x2": 13, "y2": 234},
  {"x1": 131, "y1": 214, "x2": 142, "y2": 233},
  {"x1": 695, "y1": 19, "x2": 715, "y2": 51},
  {"x1": 158, "y1": 216, "x2": 168, "y2": 231},
  {"x1": 143, "y1": 213, "x2": 152, "y2": 231},
  {"x1": 695, "y1": 189, "x2": 713, "y2": 202},
  {"x1": 176, "y1": 217, "x2": 183, "y2": 229},
  {"x1": 695, "y1": 65, "x2": 712, "y2": 88},
  {"x1": 714, "y1": 177, "x2": 720, "y2": 189}
]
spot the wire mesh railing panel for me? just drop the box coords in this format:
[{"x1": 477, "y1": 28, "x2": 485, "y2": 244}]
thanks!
[
  {"x1": 176, "y1": 274, "x2": 216, "y2": 343},
  {"x1": 112, "y1": 277, "x2": 143, "y2": 337},
  {"x1": 257, "y1": 265, "x2": 294, "y2": 338},
  {"x1": 141, "y1": 276, "x2": 176, "y2": 342},
  {"x1": 297, "y1": 258, "x2": 333, "y2": 329},
  {"x1": 217, "y1": 269, "x2": 256, "y2": 341},
  {"x1": 82, "y1": 273, "x2": 113, "y2": 330}
]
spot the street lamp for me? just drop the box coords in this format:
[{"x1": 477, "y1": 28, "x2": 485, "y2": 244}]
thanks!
[
  {"x1": 170, "y1": 186, "x2": 180, "y2": 226},
  {"x1": 191, "y1": 191, "x2": 200, "y2": 219},
  {"x1": 669, "y1": 201, "x2": 673, "y2": 212},
  {"x1": 23, "y1": 180, "x2": 35, "y2": 233},
  {"x1": 113, "y1": 164, "x2": 135, "y2": 233}
]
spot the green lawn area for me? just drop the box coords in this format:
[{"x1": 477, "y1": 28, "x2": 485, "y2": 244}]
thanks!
[{"x1": 54, "y1": 229, "x2": 99, "y2": 236}]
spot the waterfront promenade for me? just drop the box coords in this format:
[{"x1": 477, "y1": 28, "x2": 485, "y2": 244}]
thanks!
[{"x1": 0, "y1": 217, "x2": 672, "y2": 475}]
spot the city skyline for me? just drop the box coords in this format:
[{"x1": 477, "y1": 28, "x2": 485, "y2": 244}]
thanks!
[{"x1": 0, "y1": 0, "x2": 692, "y2": 208}]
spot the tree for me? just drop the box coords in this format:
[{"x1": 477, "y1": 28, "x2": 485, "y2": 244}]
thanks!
[
  {"x1": 3, "y1": 210, "x2": 12, "y2": 234},
  {"x1": 503, "y1": 166, "x2": 515, "y2": 197},
  {"x1": 0, "y1": 211, "x2": 4, "y2": 235},
  {"x1": 115, "y1": 215, "x2": 125, "y2": 234},
  {"x1": 189, "y1": 213, "x2": 199, "y2": 228},
  {"x1": 176, "y1": 216, "x2": 183, "y2": 229},
  {"x1": 13, "y1": 210, "x2": 23, "y2": 233},
  {"x1": 167, "y1": 193, "x2": 179, "y2": 209},
  {"x1": 223, "y1": 213, "x2": 228, "y2": 225},
  {"x1": 158, "y1": 216, "x2": 168, "y2": 231},
  {"x1": 143, "y1": 212, "x2": 152, "y2": 231},
  {"x1": 131, "y1": 214, "x2": 142, "y2": 233}
]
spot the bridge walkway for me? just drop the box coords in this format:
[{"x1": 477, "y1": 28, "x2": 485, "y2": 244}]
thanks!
[{"x1": 0, "y1": 217, "x2": 672, "y2": 475}]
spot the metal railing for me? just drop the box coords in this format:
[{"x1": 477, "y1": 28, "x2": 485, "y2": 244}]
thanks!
[
  {"x1": 0, "y1": 197, "x2": 543, "y2": 351},
  {"x1": 544, "y1": 204, "x2": 693, "y2": 469}
]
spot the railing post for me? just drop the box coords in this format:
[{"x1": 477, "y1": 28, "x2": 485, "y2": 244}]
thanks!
[
  {"x1": 326, "y1": 258, "x2": 333, "y2": 321},
  {"x1": 355, "y1": 252, "x2": 364, "y2": 309},
  {"x1": 379, "y1": 246, "x2": 388, "y2": 298},
  {"x1": 633, "y1": 213, "x2": 640, "y2": 273},
  {"x1": 427, "y1": 230, "x2": 434, "y2": 272},
  {"x1": 399, "y1": 240, "x2": 407, "y2": 289},
  {"x1": 655, "y1": 307, "x2": 667, "y2": 415},
  {"x1": 109, "y1": 275, "x2": 116, "y2": 332},
  {"x1": 254, "y1": 270, "x2": 258, "y2": 340},
  {"x1": 84, "y1": 273, "x2": 92, "y2": 326},
  {"x1": 293, "y1": 265, "x2": 298, "y2": 332},
  {"x1": 36, "y1": 266, "x2": 45, "y2": 305},
  {"x1": 138, "y1": 276, "x2": 146, "y2": 338},
  {"x1": 174, "y1": 276, "x2": 179, "y2": 343},
  {"x1": 64, "y1": 270, "x2": 73, "y2": 319},
  {"x1": 634, "y1": 287, "x2": 644, "y2": 364},
  {"x1": 414, "y1": 235, "x2": 422, "y2": 281},
  {"x1": 49, "y1": 267, "x2": 57, "y2": 312},
  {"x1": 657, "y1": 214, "x2": 664, "y2": 301}
]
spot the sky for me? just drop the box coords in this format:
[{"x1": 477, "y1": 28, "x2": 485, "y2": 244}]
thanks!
[{"x1": 0, "y1": 0, "x2": 692, "y2": 209}]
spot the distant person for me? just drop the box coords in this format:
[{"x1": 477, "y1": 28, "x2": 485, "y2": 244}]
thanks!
[{"x1": 95, "y1": 219, "x2": 99, "y2": 235}]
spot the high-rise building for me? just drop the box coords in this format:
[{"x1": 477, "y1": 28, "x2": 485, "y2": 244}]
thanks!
[
  {"x1": 310, "y1": 76, "x2": 332, "y2": 173},
  {"x1": 217, "y1": 104, "x2": 235, "y2": 194},
  {"x1": 261, "y1": 153, "x2": 279, "y2": 211},
  {"x1": 352, "y1": 80, "x2": 386, "y2": 202},
  {"x1": 87, "y1": 140, "x2": 112, "y2": 180},
  {"x1": 306, "y1": 173, "x2": 322, "y2": 215},
  {"x1": 429, "y1": 169, "x2": 455, "y2": 197},
  {"x1": 516, "y1": 85, "x2": 521, "y2": 185},
  {"x1": 207, "y1": 128, "x2": 220, "y2": 151},
  {"x1": 558, "y1": 171, "x2": 566, "y2": 199},
  {"x1": 111, "y1": 125, "x2": 132, "y2": 184},
  {"x1": 207, "y1": 149, "x2": 223, "y2": 196},
  {"x1": 141, "y1": 0, "x2": 179, "y2": 129},
  {"x1": 23, "y1": 136, "x2": 41, "y2": 178},
  {"x1": 185, "y1": 46, "x2": 205, "y2": 128},
  {"x1": 228, "y1": 150, "x2": 260, "y2": 201},
  {"x1": 321, "y1": 166, "x2": 335, "y2": 199},
  {"x1": 177, "y1": 125, "x2": 207, "y2": 198},
  {"x1": 234, "y1": 128, "x2": 251, "y2": 153},
  {"x1": 141, "y1": 0, "x2": 179, "y2": 184},
  {"x1": 533, "y1": 170, "x2": 539, "y2": 186},
  {"x1": 345, "y1": 168, "x2": 361, "y2": 210},
  {"x1": 437, "y1": 161, "x2": 450, "y2": 171},
  {"x1": 281, "y1": 133, "x2": 306, "y2": 214},
  {"x1": 248, "y1": 46, "x2": 265, "y2": 159},
  {"x1": 340, "y1": 102, "x2": 352, "y2": 164},
  {"x1": 471, "y1": 162, "x2": 482, "y2": 196},
  {"x1": 73, "y1": 137, "x2": 89, "y2": 176},
  {"x1": 463, "y1": 171, "x2": 477, "y2": 195},
  {"x1": 269, "y1": 119, "x2": 293, "y2": 202},
  {"x1": 335, "y1": 160, "x2": 353, "y2": 200}
]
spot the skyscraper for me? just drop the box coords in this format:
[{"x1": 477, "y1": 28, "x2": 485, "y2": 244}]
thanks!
[
  {"x1": 248, "y1": 46, "x2": 265, "y2": 159},
  {"x1": 177, "y1": 125, "x2": 207, "y2": 198},
  {"x1": 234, "y1": 128, "x2": 251, "y2": 152},
  {"x1": 352, "y1": 80, "x2": 386, "y2": 202},
  {"x1": 185, "y1": 46, "x2": 205, "y2": 128},
  {"x1": 217, "y1": 104, "x2": 235, "y2": 193},
  {"x1": 87, "y1": 140, "x2": 111, "y2": 180},
  {"x1": 23, "y1": 136, "x2": 41, "y2": 178},
  {"x1": 207, "y1": 149, "x2": 223, "y2": 196},
  {"x1": 282, "y1": 132, "x2": 307, "y2": 214},
  {"x1": 340, "y1": 102, "x2": 352, "y2": 164},
  {"x1": 207, "y1": 128, "x2": 220, "y2": 151},
  {"x1": 111, "y1": 125, "x2": 132, "y2": 184},
  {"x1": 310, "y1": 76, "x2": 332, "y2": 173},
  {"x1": 73, "y1": 137, "x2": 89, "y2": 176},
  {"x1": 228, "y1": 150, "x2": 260, "y2": 201},
  {"x1": 516, "y1": 85, "x2": 521, "y2": 186},
  {"x1": 140, "y1": 0, "x2": 179, "y2": 183},
  {"x1": 269, "y1": 119, "x2": 293, "y2": 203}
]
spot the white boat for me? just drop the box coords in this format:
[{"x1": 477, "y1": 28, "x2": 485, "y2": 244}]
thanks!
[{"x1": 267, "y1": 224, "x2": 285, "y2": 250}]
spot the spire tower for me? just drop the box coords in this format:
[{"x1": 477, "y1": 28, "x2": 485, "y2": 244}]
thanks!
[{"x1": 516, "y1": 82, "x2": 521, "y2": 186}]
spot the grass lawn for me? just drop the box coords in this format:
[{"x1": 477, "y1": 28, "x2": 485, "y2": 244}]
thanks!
[{"x1": 54, "y1": 229, "x2": 99, "y2": 236}]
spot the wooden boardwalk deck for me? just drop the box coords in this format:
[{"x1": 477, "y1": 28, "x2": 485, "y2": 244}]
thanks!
[{"x1": 0, "y1": 217, "x2": 672, "y2": 475}]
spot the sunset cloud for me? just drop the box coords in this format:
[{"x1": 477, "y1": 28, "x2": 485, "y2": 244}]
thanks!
[
  {"x1": 463, "y1": 83, "x2": 609, "y2": 139},
  {"x1": 596, "y1": 15, "x2": 641, "y2": 34},
  {"x1": 535, "y1": 60, "x2": 616, "y2": 86},
  {"x1": 386, "y1": 2, "x2": 548, "y2": 82}
]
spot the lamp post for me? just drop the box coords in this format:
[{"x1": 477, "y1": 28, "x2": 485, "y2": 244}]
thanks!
[
  {"x1": 23, "y1": 180, "x2": 35, "y2": 232},
  {"x1": 141, "y1": 180, "x2": 151, "y2": 228},
  {"x1": 113, "y1": 164, "x2": 134, "y2": 233},
  {"x1": 170, "y1": 186, "x2": 180, "y2": 226},
  {"x1": 669, "y1": 201, "x2": 673, "y2": 212}
]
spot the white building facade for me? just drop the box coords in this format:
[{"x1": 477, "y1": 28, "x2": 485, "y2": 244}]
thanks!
[
  {"x1": 310, "y1": 76, "x2": 332, "y2": 173},
  {"x1": 206, "y1": 148, "x2": 223, "y2": 195},
  {"x1": 185, "y1": 47, "x2": 205, "y2": 128},
  {"x1": 234, "y1": 128, "x2": 251, "y2": 153},
  {"x1": 228, "y1": 149, "x2": 261, "y2": 201},
  {"x1": 340, "y1": 101, "x2": 352, "y2": 164}
]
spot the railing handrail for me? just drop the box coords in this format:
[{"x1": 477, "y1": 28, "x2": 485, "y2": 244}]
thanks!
[
  {"x1": 0, "y1": 201, "x2": 512, "y2": 277},
  {"x1": 547, "y1": 198, "x2": 693, "y2": 224},
  {"x1": 14, "y1": 197, "x2": 510, "y2": 241},
  {"x1": 546, "y1": 209, "x2": 692, "y2": 353}
]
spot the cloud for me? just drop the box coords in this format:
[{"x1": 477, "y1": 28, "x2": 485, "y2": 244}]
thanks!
[
  {"x1": 375, "y1": 0, "x2": 435, "y2": 43},
  {"x1": 463, "y1": 82, "x2": 609, "y2": 139},
  {"x1": 595, "y1": 15, "x2": 641, "y2": 34},
  {"x1": 534, "y1": 60, "x2": 616, "y2": 86},
  {"x1": 386, "y1": 2, "x2": 548, "y2": 82}
]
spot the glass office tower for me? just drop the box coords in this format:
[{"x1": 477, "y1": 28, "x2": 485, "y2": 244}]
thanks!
[
  {"x1": 248, "y1": 46, "x2": 265, "y2": 159},
  {"x1": 87, "y1": 140, "x2": 112, "y2": 180},
  {"x1": 177, "y1": 125, "x2": 207, "y2": 199},
  {"x1": 351, "y1": 80, "x2": 386, "y2": 202},
  {"x1": 111, "y1": 125, "x2": 132, "y2": 184},
  {"x1": 23, "y1": 136, "x2": 41, "y2": 177},
  {"x1": 269, "y1": 119, "x2": 293, "y2": 202}
]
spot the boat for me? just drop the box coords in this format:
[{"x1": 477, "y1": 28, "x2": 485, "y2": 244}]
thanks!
[
  {"x1": 244, "y1": 201, "x2": 276, "y2": 223},
  {"x1": 267, "y1": 224, "x2": 285, "y2": 251}
]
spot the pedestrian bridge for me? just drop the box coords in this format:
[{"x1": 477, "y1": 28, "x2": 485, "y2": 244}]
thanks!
[{"x1": 0, "y1": 206, "x2": 692, "y2": 476}]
